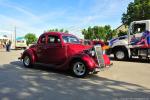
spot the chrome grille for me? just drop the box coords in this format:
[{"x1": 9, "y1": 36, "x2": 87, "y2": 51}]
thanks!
[{"x1": 94, "y1": 45, "x2": 105, "y2": 68}]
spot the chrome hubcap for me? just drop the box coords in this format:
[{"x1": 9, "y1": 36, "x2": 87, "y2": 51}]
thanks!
[
  {"x1": 24, "y1": 56, "x2": 30, "y2": 66},
  {"x1": 116, "y1": 51, "x2": 125, "y2": 59},
  {"x1": 73, "y1": 62, "x2": 86, "y2": 76}
]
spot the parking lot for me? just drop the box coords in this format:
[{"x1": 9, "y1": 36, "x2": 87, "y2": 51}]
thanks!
[{"x1": 0, "y1": 49, "x2": 150, "y2": 100}]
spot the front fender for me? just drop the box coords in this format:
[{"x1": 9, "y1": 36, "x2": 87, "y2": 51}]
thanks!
[{"x1": 81, "y1": 54, "x2": 97, "y2": 70}]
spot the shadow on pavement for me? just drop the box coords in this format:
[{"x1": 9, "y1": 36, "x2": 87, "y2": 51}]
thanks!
[
  {"x1": 10, "y1": 61, "x2": 23, "y2": 67},
  {"x1": 0, "y1": 61, "x2": 149, "y2": 100},
  {"x1": 10, "y1": 61, "x2": 70, "y2": 76}
]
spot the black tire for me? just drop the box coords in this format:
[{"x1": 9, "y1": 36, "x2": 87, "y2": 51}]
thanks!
[
  {"x1": 114, "y1": 49, "x2": 128, "y2": 60},
  {"x1": 23, "y1": 47, "x2": 26, "y2": 50},
  {"x1": 71, "y1": 60, "x2": 89, "y2": 78},
  {"x1": 23, "y1": 54, "x2": 33, "y2": 68}
]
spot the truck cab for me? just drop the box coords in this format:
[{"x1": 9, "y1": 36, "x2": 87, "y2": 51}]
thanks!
[
  {"x1": 129, "y1": 20, "x2": 150, "y2": 44},
  {"x1": 108, "y1": 20, "x2": 150, "y2": 60}
]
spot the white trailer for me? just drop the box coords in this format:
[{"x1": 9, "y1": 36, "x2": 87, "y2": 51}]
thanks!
[{"x1": 15, "y1": 39, "x2": 27, "y2": 49}]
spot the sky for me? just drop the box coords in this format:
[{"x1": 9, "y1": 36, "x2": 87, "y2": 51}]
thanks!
[{"x1": 0, "y1": 0, "x2": 133, "y2": 39}]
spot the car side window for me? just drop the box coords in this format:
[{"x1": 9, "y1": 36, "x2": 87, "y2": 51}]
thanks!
[
  {"x1": 48, "y1": 35, "x2": 61, "y2": 44},
  {"x1": 40, "y1": 36, "x2": 46, "y2": 44}
]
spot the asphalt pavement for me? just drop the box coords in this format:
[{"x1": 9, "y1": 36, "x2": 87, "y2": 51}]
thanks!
[{"x1": 0, "y1": 49, "x2": 150, "y2": 100}]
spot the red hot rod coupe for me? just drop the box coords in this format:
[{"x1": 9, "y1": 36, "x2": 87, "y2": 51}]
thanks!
[{"x1": 19, "y1": 32, "x2": 112, "y2": 77}]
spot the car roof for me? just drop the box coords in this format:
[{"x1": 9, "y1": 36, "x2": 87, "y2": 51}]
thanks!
[{"x1": 43, "y1": 32, "x2": 75, "y2": 37}]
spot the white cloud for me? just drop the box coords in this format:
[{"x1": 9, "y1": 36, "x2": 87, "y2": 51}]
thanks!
[
  {"x1": 0, "y1": 14, "x2": 27, "y2": 27},
  {"x1": 0, "y1": 1, "x2": 39, "y2": 20},
  {"x1": 70, "y1": 0, "x2": 132, "y2": 29},
  {"x1": 0, "y1": 0, "x2": 133, "y2": 38},
  {"x1": 0, "y1": 29, "x2": 12, "y2": 33},
  {"x1": 62, "y1": 0, "x2": 132, "y2": 37},
  {"x1": 0, "y1": 0, "x2": 68, "y2": 37}
]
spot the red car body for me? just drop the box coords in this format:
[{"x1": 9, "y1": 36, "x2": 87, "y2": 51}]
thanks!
[{"x1": 20, "y1": 32, "x2": 112, "y2": 77}]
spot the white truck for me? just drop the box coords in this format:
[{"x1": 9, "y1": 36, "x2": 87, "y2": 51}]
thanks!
[{"x1": 108, "y1": 20, "x2": 150, "y2": 60}]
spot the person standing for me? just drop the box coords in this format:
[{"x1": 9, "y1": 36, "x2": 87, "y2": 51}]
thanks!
[
  {"x1": 6, "y1": 40, "x2": 8, "y2": 51},
  {"x1": 6, "y1": 40, "x2": 11, "y2": 52},
  {"x1": 8, "y1": 40, "x2": 11, "y2": 52}
]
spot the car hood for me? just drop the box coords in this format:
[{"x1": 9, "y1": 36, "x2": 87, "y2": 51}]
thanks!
[{"x1": 66, "y1": 43, "x2": 93, "y2": 55}]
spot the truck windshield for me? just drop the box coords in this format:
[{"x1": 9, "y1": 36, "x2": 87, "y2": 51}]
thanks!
[{"x1": 62, "y1": 36, "x2": 80, "y2": 44}]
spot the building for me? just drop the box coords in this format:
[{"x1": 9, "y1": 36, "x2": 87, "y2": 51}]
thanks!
[
  {"x1": 116, "y1": 24, "x2": 128, "y2": 33},
  {"x1": 0, "y1": 35, "x2": 9, "y2": 49}
]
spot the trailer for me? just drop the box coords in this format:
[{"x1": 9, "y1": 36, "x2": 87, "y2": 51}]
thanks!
[{"x1": 15, "y1": 37, "x2": 27, "y2": 49}]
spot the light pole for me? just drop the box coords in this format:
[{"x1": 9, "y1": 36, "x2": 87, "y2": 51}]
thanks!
[{"x1": 14, "y1": 26, "x2": 16, "y2": 49}]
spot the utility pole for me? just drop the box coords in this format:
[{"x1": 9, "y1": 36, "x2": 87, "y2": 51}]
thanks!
[
  {"x1": 12, "y1": 26, "x2": 16, "y2": 49},
  {"x1": 14, "y1": 26, "x2": 16, "y2": 48}
]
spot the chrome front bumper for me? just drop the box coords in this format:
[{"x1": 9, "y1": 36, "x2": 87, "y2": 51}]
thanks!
[{"x1": 94, "y1": 63, "x2": 113, "y2": 72}]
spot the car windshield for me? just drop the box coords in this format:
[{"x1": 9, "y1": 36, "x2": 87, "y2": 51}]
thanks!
[{"x1": 62, "y1": 35, "x2": 80, "y2": 44}]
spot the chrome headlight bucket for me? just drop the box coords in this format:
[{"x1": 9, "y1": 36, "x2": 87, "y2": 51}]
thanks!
[
  {"x1": 89, "y1": 50, "x2": 95, "y2": 56},
  {"x1": 84, "y1": 48, "x2": 95, "y2": 57}
]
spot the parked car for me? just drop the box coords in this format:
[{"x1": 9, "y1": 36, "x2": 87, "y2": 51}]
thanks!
[
  {"x1": 19, "y1": 32, "x2": 112, "y2": 77},
  {"x1": 83, "y1": 39, "x2": 110, "y2": 51}
]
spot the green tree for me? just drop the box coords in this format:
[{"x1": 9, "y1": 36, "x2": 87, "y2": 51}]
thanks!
[
  {"x1": 82, "y1": 25, "x2": 116, "y2": 42},
  {"x1": 122, "y1": 0, "x2": 150, "y2": 25},
  {"x1": 48, "y1": 28, "x2": 69, "y2": 33},
  {"x1": 24, "y1": 33, "x2": 37, "y2": 45},
  {"x1": 82, "y1": 29, "x2": 90, "y2": 39},
  {"x1": 64, "y1": 30, "x2": 69, "y2": 33},
  {"x1": 60, "y1": 29, "x2": 64, "y2": 32}
]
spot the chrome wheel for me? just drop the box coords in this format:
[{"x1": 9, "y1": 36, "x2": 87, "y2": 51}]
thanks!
[
  {"x1": 23, "y1": 56, "x2": 30, "y2": 66},
  {"x1": 116, "y1": 51, "x2": 125, "y2": 60},
  {"x1": 73, "y1": 62, "x2": 86, "y2": 76}
]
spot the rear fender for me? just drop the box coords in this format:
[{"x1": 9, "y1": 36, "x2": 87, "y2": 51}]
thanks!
[{"x1": 22, "y1": 49, "x2": 36, "y2": 63}]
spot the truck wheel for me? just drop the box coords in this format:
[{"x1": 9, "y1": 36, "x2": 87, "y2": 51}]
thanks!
[
  {"x1": 23, "y1": 47, "x2": 26, "y2": 50},
  {"x1": 114, "y1": 50, "x2": 128, "y2": 60},
  {"x1": 71, "y1": 60, "x2": 89, "y2": 78},
  {"x1": 23, "y1": 55, "x2": 32, "y2": 68}
]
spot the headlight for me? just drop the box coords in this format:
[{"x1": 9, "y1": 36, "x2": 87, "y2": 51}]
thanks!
[
  {"x1": 84, "y1": 48, "x2": 95, "y2": 57},
  {"x1": 89, "y1": 50, "x2": 95, "y2": 56}
]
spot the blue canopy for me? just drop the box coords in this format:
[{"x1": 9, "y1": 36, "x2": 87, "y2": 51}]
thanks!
[{"x1": 16, "y1": 37, "x2": 25, "y2": 40}]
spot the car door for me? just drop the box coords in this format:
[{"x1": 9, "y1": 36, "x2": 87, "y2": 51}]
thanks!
[
  {"x1": 45, "y1": 35, "x2": 67, "y2": 65},
  {"x1": 36, "y1": 35, "x2": 47, "y2": 63}
]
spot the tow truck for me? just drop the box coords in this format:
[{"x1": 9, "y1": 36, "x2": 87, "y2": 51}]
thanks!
[{"x1": 108, "y1": 20, "x2": 150, "y2": 60}]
